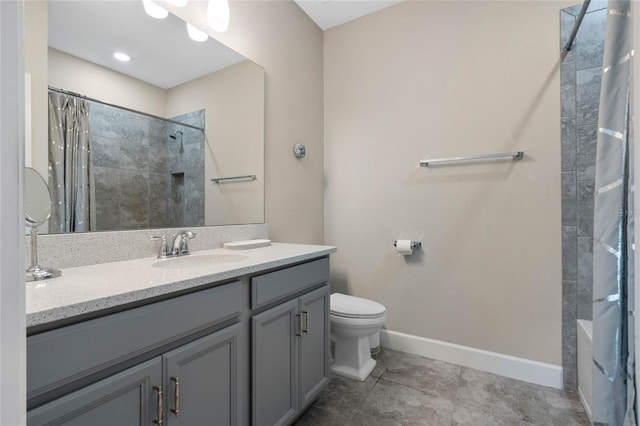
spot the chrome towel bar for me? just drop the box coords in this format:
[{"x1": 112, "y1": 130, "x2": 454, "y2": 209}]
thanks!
[
  {"x1": 210, "y1": 175, "x2": 257, "y2": 183},
  {"x1": 420, "y1": 151, "x2": 524, "y2": 167},
  {"x1": 562, "y1": 0, "x2": 591, "y2": 54}
]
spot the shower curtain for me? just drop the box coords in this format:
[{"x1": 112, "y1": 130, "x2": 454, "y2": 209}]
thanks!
[
  {"x1": 592, "y1": 0, "x2": 635, "y2": 424},
  {"x1": 48, "y1": 91, "x2": 96, "y2": 233}
]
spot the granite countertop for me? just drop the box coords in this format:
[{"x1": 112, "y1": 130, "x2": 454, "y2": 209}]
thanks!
[{"x1": 27, "y1": 243, "x2": 336, "y2": 328}]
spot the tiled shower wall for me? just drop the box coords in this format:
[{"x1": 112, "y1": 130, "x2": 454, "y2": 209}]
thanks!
[
  {"x1": 560, "y1": 1, "x2": 606, "y2": 390},
  {"x1": 89, "y1": 103, "x2": 204, "y2": 231}
]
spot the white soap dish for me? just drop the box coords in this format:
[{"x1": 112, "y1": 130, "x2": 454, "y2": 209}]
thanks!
[{"x1": 223, "y1": 239, "x2": 272, "y2": 250}]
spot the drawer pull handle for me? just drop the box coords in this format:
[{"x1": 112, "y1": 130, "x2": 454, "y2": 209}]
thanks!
[
  {"x1": 296, "y1": 314, "x2": 303, "y2": 336},
  {"x1": 302, "y1": 311, "x2": 309, "y2": 334},
  {"x1": 153, "y1": 385, "x2": 163, "y2": 425},
  {"x1": 171, "y1": 377, "x2": 180, "y2": 416}
]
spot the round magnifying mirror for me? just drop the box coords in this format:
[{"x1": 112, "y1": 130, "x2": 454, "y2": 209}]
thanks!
[
  {"x1": 24, "y1": 167, "x2": 60, "y2": 281},
  {"x1": 25, "y1": 167, "x2": 52, "y2": 227}
]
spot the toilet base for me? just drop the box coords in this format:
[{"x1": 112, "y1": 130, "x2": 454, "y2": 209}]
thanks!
[
  {"x1": 331, "y1": 357, "x2": 376, "y2": 381},
  {"x1": 331, "y1": 334, "x2": 377, "y2": 381}
]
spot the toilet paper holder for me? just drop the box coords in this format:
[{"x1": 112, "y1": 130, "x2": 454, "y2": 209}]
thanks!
[{"x1": 393, "y1": 240, "x2": 422, "y2": 249}]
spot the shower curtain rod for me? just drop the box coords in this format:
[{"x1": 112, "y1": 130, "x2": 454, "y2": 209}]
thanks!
[
  {"x1": 562, "y1": 0, "x2": 591, "y2": 54},
  {"x1": 48, "y1": 86, "x2": 205, "y2": 132}
]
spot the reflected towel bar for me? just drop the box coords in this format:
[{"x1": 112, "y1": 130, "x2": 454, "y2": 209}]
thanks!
[
  {"x1": 419, "y1": 151, "x2": 524, "y2": 167},
  {"x1": 210, "y1": 175, "x2": 257, "y2": 183}
]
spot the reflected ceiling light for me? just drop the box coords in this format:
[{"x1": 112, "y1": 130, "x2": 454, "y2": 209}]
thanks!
[
  {"x1": 186, "y1": 23, "x2": 208, "y2": 42},
  {"x1": 142, "y1": 0, "x2": 168, "y2": 19},
  {"x1": 113, "y1": 52, "x2": 131, "y2": 62},
  {"x1": 207, "y1": 0, "x2": 230, "y2": 32},
  {"x1": 166, "y1": 0, "x2": 188, "y2": 6}
]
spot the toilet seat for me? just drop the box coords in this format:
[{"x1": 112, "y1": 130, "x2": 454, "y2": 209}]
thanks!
[
  {"x1": 330, "y1": 312, "x2": 386, "y2": 328},
  {"x1": 330, "y1": 293, "x2": 385, "y2": 318},
  {"x1": 331, "y1": 311, "x2": 385, "y2": 320}
]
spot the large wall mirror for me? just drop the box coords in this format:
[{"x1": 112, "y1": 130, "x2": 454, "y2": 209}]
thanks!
[{"x1": 25, "y1": 0, "x2": 264, "y2": 234}]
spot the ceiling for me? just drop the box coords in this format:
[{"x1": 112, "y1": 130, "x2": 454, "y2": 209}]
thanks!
[
  {"x1": 47, "y1": 0, "x2": 401, "y2": 89},
  {"x1": 48, "y1": 1, "x2": 246, "y2": 89},
  {"x1": 294, "y1": 0, "x2": 403, "y2": 31}
]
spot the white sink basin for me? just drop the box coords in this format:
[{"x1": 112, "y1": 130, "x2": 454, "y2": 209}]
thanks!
[{"x1": 152, "y1": 253, "x2": 249, "y2": 269}]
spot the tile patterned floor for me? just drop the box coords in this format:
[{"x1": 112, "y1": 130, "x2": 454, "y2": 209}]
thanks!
[{"x1": 294, "y1": 349, "x2": 589, "y2": 426}]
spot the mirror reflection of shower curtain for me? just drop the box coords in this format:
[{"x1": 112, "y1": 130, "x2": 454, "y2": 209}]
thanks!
[
  {"x1": 592, "y1": 0, "x2": 636, "y2": 424},
  {"x1": 48, "y1": 91, "x2": 96, "y2": 233}
]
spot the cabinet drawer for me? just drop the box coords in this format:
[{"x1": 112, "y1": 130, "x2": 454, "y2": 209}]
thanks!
[
  {"x1": 28, "y1": 281, "x2": 242, "y2": 403},
  {"x1": 28, "y1": 357, "x2": 162, "y2": 426},
  {"x1": 251, "y1": 258, "x2": 329, "y2": 309}
]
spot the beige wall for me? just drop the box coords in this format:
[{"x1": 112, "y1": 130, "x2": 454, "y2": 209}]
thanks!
[
  {"x1": 324, "y1": 1, "x2": 573, "y2": 365},
  {"x1": 48, "y1": 48, "x2": 168, "y2": 117},
  {"x1": 167, "y1": 60, "x2": 265, "y2": 225},
  {"x1": 24, "y1": 0, "x2": 47, "y2": 177},
  {"x1": 162, "y1": 0, "x2": 325, "y2": 244}
]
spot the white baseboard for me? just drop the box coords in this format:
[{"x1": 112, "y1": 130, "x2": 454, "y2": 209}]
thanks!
[{"x1": 380, "y1": 329, "x2": 563, "y2": 389}]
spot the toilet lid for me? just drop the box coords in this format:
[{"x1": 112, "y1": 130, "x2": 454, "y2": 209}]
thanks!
[{"x1": 330, "y1": 293, "x2": 386, "y2": 318}]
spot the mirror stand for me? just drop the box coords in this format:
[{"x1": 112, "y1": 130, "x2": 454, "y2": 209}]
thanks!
[{"x1": 26, "y1": 226, "x2": 61, "y2": 282}]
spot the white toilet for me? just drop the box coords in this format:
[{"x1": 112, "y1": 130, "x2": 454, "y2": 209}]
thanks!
[{"x1": 330, "y1": 293, "x2": 386, "y2": 381}]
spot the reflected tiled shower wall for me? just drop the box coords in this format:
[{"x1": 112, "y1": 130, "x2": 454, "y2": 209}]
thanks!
[
  {"x1": 167, "y1": 110, "x2": 206, "y2": 228},
  {"x1": 560, "y1": 1, "x2": 606, "y2": 390},
  {"x1": 90, "y1": 103, "x2": 205, "y2": 231}
]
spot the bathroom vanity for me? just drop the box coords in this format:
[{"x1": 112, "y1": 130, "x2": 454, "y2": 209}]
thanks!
[{"x1": 26, "y1": 243, "x2": 336, "y2": 426}]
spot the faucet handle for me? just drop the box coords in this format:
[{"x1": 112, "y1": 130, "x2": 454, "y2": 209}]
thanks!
[
  {"x1": 180, "y1": 230, "x2": 196, "y2": 239},
  {"x1": 150, "y1": 235, "x2": 170, "y2": 259},
  {"x1": 177, "y1": 230, "x2": 196, "y2": 254}
]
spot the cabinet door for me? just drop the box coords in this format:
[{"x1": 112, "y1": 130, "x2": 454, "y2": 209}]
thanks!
[
  {"x1": 27, "y1": 358, "x2": 162, "y2": 426},
  {"x1": 298, "y1": 286, "x2": 330, "y2": 409},
  {"x1": 164, "y1": 323, "x2": 241, "y2": 426},
  {"x1": 252, "y1": 299, "x2": 299, "y2": 426}
]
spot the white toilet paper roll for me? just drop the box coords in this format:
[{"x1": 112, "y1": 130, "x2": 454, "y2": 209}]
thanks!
[{"x1": 396, "y1": 240, "x2": 414, "y2": 256}]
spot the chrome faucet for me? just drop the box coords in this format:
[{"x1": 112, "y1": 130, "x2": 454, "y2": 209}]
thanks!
[
  {"x1": 150, "y1": 230, "x2": 196, "y2": 259},
  {"x1": 172, "y1": 230, "x2": 196, "y2": 255}
]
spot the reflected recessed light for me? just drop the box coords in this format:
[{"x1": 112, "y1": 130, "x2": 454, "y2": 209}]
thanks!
[
  {"x1": 186, "y1": 23, "x2": 208, "y2": 42},
  {"x1": 113, "y1": 52, "x2": 131, "y2": 62},
  {"x1": 142, "y1": 0, "x2": 168, "y2": 19},
  {"x1": 207, "y1": 0, "x2": 229, "y2": 32}
]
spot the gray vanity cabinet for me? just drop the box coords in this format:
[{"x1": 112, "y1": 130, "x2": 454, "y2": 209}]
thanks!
[
  {"x1": 27, "y1": 282, "x2": 245, "y2": 426},
  {"x1": 251, "y1": 299, "x2": 300, "y2": 425},
  {"x1": 163, "y1": 323, "x2": 241, "y2": 426},
  {"x1": 27, "y1": 255, "x2": 332, "y2": 426},
  {"x1": 27, "y1": 357, "x2": 162, "y2": 426},
  {"x1": 297, "y1": 287, "x2": 330, "y2": 409},
  {"x1": 251, "y1": 286, "x2": 330, "y2": 426},
  {"x1": 250, "y1": 258, "x2": 331, "y2": 426},
  {"x1": 28, "y1": 324, "x2": 242, "y2": 426}
]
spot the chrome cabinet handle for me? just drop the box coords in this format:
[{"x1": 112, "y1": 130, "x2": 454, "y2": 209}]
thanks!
[
  {"x1": 153, "y1": 385, "x2": 163, "y2": 425},
  {"x1": 171, "y1": 377, "x2": 180, "y2": 417},
  {"x1": 296, "y1": 314, "x2": 303, "y2": 336},
  {"x1": 302, "y1": 311, "x2": 309, "y2": 334}
]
